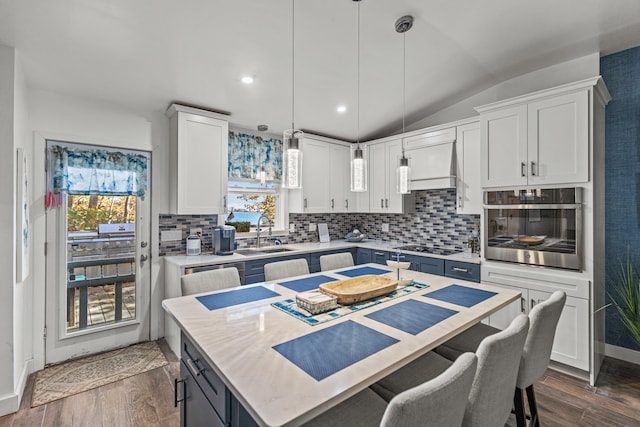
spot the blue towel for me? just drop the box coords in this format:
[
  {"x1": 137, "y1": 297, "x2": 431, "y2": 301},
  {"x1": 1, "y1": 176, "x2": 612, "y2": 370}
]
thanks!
[
  {"x1": 424, "y1": 284, "x2": 497, "y2": 308},
  {"x1": 196, "y1": 286, "x2": 280, "y2": 310},
  {"x1": 272, "y1": 320, "x2": 399, "y2": 381},
  {"x1": 337, "y1": 266, "x2": 391, "y2": 277},
  {"x1": 365, "y1": 299, "x2": 458, "y2": 335},
  {"x1": 277, "y1": 275, "x2": 337, "y2": 292}
]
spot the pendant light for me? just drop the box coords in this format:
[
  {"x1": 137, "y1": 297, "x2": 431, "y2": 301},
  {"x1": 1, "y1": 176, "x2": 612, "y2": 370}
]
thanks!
[
  {"x1": 257, "y1": 124, "x2": 268, "y2": 184},
  {"x1": 350, "y1": 0, "x2": 367, "y2": 192},
  {"x1": 395, "y1": 15, "x2": 413, "y2": 194},
  {"x1": 282, "y1": 0, "x2": 303, "y2": 189}
]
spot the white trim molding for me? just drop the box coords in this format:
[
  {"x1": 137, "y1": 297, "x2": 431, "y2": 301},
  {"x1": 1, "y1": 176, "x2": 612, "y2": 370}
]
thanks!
[{"x1": 605, "y1": 344, "x2": 640, "y2": 365}]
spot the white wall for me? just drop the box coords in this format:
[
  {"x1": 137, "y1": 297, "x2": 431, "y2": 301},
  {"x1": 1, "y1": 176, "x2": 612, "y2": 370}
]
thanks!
[
  {"x1": 28, "y1": 89, "x2": 170, "y2": 372},
  {"x1": 408, "y1": 53, "x2": 601, "y2": 130}
]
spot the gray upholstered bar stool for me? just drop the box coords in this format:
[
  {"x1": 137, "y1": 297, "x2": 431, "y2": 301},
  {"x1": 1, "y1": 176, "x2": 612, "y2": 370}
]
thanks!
[
  {"x1": 319, "y1": 253, "x2": 354, "y2": 271},
  {"x1": 303, "y1": 352, "x2": 478, "y2": 427},
  {"x1": 435, "y1": 290, "x2": 566, "y2": 427},
  {"x1": 372, "y1": 314, "x2": 530, "y2": 427},
  {"x1": 264, "y1": 258, "x2": 310, "y2": 282},
  {"x1": 180, "y1": 267, "x2": 241, "y2": 296}
]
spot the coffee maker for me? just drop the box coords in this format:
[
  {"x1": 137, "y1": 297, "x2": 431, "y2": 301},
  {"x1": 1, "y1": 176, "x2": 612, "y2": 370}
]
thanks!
[{"x1": 213, "y1": 225, "x2": 236, "y2": 255}]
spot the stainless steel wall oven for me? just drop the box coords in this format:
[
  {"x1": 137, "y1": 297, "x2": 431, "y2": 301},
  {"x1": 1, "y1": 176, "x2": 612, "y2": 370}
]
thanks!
[{"x1": 484, "y1": 187, "x2": 582, "y2": 270}]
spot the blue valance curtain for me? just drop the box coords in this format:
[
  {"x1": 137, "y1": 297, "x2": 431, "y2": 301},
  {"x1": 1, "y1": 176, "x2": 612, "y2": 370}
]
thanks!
[
  {"x1": 46, "y1": 143, "x2": 149, "y2": 208},
  {"x1": 228, "y1": 131, "x2": 282, "y2": 181}
]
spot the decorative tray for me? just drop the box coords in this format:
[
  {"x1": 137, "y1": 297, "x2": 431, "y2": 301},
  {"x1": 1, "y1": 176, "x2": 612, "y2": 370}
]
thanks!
[{"x1": 319, "y1": 275, "x2": 398, "y2": 305}]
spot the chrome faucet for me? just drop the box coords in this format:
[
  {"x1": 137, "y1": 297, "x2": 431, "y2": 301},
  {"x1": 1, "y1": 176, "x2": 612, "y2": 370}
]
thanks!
[{"x1": 256, "y1": 213, "x2": 272, "y2": 249}]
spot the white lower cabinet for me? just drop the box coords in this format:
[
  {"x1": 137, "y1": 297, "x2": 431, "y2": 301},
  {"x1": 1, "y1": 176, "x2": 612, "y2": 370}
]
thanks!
[{"x1": 483, "y1": 263, "x2": 590, "y2": 371}]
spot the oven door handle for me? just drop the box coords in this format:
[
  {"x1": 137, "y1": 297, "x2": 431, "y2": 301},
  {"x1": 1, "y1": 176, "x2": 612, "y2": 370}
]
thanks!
[{"x1": 484, "y1": 203, "x2": 581, "y2": 209}]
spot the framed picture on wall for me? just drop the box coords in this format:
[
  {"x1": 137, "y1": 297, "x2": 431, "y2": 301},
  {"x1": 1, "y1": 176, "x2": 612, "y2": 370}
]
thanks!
[{"x1": 17, "y1": 148, "x2": 29, "y2": 282}]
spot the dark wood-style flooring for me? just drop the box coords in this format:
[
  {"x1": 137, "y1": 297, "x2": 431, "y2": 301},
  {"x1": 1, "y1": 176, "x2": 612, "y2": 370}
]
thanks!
[{"x1": 1, "y1": 340, "x2": 638, "y2": 426}]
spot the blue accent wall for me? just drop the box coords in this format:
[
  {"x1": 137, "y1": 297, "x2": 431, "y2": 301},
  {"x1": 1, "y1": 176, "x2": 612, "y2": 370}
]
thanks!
[{"x1": 601, "y1": 46, "x2": 640, "y2": 351}]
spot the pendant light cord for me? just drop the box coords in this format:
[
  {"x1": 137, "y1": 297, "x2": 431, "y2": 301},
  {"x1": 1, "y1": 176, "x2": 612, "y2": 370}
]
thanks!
[
  {"x1": 357, "y1": 0, "x2": 361, "y2": 146},
  {"x1": 291, "y1": 0, "x2": 295, "y2": 131},
  {"x1": 401, "y1": 30, "x2": 406, "y2": 156}
]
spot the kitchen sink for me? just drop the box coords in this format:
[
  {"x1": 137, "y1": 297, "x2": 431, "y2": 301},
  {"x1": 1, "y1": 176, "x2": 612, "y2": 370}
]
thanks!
[{"x1": 235, "y1": 247, "x2": 294, "y2": 255}]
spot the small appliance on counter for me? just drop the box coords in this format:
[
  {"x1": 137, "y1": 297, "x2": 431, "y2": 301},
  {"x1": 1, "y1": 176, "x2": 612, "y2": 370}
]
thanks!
[
  {"x1": 213, "y1": 225, "x2": 236, "y2": 255},
  {"x1": 186, "y1": 234, "x2": 201, "y2": 256}
]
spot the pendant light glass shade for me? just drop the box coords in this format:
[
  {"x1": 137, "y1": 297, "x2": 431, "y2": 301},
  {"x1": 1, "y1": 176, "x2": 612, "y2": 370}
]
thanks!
[
  {"x1": 397, "y1": 154, "x2": 410, "y2": 194},
  {"x1": 282, "y1": 129, "x2": 303, "y2": 188},
  {"x1": 350, "y1": 144, "x2": 367, "y2": 192}
]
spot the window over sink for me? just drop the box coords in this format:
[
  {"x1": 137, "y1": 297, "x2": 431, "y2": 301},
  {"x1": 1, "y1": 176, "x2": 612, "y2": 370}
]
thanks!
[{"x1": 226, "y1": 180, "x2": 286, "y2": 234}]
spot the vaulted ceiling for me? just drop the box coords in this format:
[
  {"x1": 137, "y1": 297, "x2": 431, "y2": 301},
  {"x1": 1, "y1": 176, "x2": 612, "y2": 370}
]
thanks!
[{"x1": 1, "y1": 0, "x2": 639, "y2": 141}]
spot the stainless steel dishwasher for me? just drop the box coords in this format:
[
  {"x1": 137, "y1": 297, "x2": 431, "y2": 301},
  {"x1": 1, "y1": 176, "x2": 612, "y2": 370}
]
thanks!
[{"x1": 184, "y1": 262, "x2": 246, "y2": 285}]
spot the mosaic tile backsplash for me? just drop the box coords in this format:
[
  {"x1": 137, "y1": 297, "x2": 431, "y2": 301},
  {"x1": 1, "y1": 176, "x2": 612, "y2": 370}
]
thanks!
[
  {"x1": 159, "y1": 189, "x2": 479, "y2": 256},
  {"x1": 159, "y1": 214, "x2": 218, "y2": 256},
  {"x1": 288, "y1": 189, "x2": 480, "y2": 252}
]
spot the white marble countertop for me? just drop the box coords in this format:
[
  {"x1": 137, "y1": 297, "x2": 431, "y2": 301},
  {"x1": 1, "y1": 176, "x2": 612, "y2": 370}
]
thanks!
[
  {"x1": 164, "y1": 239, "x2": 481, "y2": 269},
  {"x1": 163, "y1": 265, "x2": 518, "y2": 426}
]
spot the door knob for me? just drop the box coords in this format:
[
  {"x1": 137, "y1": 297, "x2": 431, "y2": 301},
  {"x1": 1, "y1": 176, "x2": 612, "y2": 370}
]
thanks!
[
  {"x1": 140, "y1": 254, "x2": 149, "y2": 262},
  {"x1": 141, "y1": 241, "x2": 148, "y2": 248}
]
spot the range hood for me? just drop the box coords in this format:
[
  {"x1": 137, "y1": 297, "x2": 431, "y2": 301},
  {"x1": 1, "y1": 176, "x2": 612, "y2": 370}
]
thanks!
[{"x1": 406, "y1": 139, "x2": 456, "y2": 190}]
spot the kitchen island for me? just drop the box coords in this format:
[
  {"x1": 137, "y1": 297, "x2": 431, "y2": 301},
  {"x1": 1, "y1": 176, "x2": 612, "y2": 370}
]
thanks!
[{"x1": 163, "y1": 264, "x2": 518, "y2": 427}]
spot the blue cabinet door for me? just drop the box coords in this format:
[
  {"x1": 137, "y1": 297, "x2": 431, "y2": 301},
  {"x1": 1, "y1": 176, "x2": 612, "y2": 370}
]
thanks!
[{"x1": 356, "y1": 248, "x2": 372, "y2": 264}]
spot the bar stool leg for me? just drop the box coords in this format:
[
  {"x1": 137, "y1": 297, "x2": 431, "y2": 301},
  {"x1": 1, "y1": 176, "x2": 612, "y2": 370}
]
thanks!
[
  {"x1": 526, "y1": 385, "x2": 540, "y2": 427},
  {"x1": 513, "y1": 387, "x2": 526, "y2": 427}
]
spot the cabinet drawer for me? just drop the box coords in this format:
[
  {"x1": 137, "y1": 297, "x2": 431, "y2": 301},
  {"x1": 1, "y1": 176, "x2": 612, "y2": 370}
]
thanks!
[
  {"x1": 356, "y1": 248, "x2": 372, "y2": 264},
  {"x1": 245, "y1": 274, "x2": 265, "y2": 285},
  {"x1": 181, "y1": 333, "x2": 229, "y2": 422},
  {"x1": 444, "y1": 260, "x2": 480, "y2": 282}
]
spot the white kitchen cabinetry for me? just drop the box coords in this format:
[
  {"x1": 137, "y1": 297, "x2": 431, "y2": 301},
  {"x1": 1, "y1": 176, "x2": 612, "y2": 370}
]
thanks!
[
  {"x1": 478, "y1": 86, "x2": 589, "y2": 188},
  {"x1": 404, "y1": 127, "x2": 457, "y2": 191},
  {"x1": 166, "y1": 104, "x2": 229, "y2": 214},
  {"x1": 455, "y1": 121, "x2": 481, "y2": 214},
  {"x1": 289, "y1": 135, "x2": 353, "y2": 213},
  {"x1": 368, "y1": 139, "x2": 415, "y2": 214},
  {"x1": 482, "y1": 262, "x2": 590, "y2": 371}
]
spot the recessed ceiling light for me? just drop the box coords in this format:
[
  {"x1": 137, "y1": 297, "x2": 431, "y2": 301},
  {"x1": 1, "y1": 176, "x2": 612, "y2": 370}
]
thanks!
[
  {"x1": 337, "y1": 105, "x2": 347, "y2": 113},
  {"x1": 241, "y1": 76, "x2": 254, "y2": 84}
]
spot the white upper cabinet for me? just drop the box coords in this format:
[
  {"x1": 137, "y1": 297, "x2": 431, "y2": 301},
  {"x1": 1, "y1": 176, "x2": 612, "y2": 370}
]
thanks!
[
  {"x1": 456, "y1": 121, "x2": 482, "y2": 214},
  {"x1": 289, "y1": 135, "x2": 353, "y2": 213},
  {"x1": 368, "y1": 139, "x2": 415, "y2": 214},
  {"x1": 478, "y1": 82, "x2": 591, "y2": 188},
  {"x1": 527, "y1": 91, "x2": 589, "y2": 185},
  {"x1": 166, "y1": 104, "x2": 229, "y2": 214}
]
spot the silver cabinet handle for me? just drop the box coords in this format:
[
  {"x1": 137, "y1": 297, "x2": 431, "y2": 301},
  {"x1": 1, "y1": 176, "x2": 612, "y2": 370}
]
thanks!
[
  {"x1": 452, "y1": 267, "x2": 468, "y2": 273},
  {"x1": 385, "y1": 198, "x2": 389, "y2": 208},
  {"x1": 304, "y1": 198, "x2": 308, "y2": 208},
  {"x1": 331, "y1": 198, "x2": 334, "y2": 209},
  {"x1": 531, "y1": 298, "x2": 536, "y2": 309},
  {"x1": 380, "y1": 198, "x2": 384, "y2": 208},
  {"x1": 530, "y1": 161, "x2": 536, "y2": 176},
  {"x1": 458, "y1": 195, "x2": 462, "y2": 208},
  {"x1": 521, "y1": 162, "x2": 527, "y2": 177},
  {"x1": 345, "y1": 199, "x2": 349, "y2": 209},
  {"x1": 223, "y1": 195, "x2": 227, "y2": 210},
  {"x1": 520, "y1": 297, "x2": 526, "y2": 313},
  {"x1": 374, "y1": 252, "x2": 385, "y2": 256},
  {"x1": 186, "y1": 358, "x2": 204, "y2": 377}
]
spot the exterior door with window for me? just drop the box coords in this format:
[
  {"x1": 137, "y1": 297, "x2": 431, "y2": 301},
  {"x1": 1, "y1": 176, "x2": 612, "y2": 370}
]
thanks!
[{"x1": 44, "y1": 142, "x2": 151, "y2": 364}]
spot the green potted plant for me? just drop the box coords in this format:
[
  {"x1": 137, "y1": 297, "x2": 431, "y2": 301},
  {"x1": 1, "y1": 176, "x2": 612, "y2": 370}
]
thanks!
[
  {"x1": 225, "y1": 221, "x2": 250, "y2": 232},
  {"x1": 607, "y1": 255, "x2": 640, "y2": 347}
]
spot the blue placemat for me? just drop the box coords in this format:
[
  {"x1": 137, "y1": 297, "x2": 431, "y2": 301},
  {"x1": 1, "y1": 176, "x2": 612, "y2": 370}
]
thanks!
[
  {"x1": 196, "y1": 286, "x2": 280, "y2": 311},
  {"x1": 424, "y1": 284, "x2": 497, "y2": 308},
  {"x1": 365, "y1": 299, "x2": 458, "y2": 335},
  {"x1": 337, "y1": 266, "x2": 391, "y2": 277},
  {"x1": 272, "y1": 320, "x2": 399, "y2": 381},
  {"x1": 272, "y1": 281, "x2": 430, "y2": 325},
  {"x1": 277, "y1": 275, "x2": 337, "y2": 292}
]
